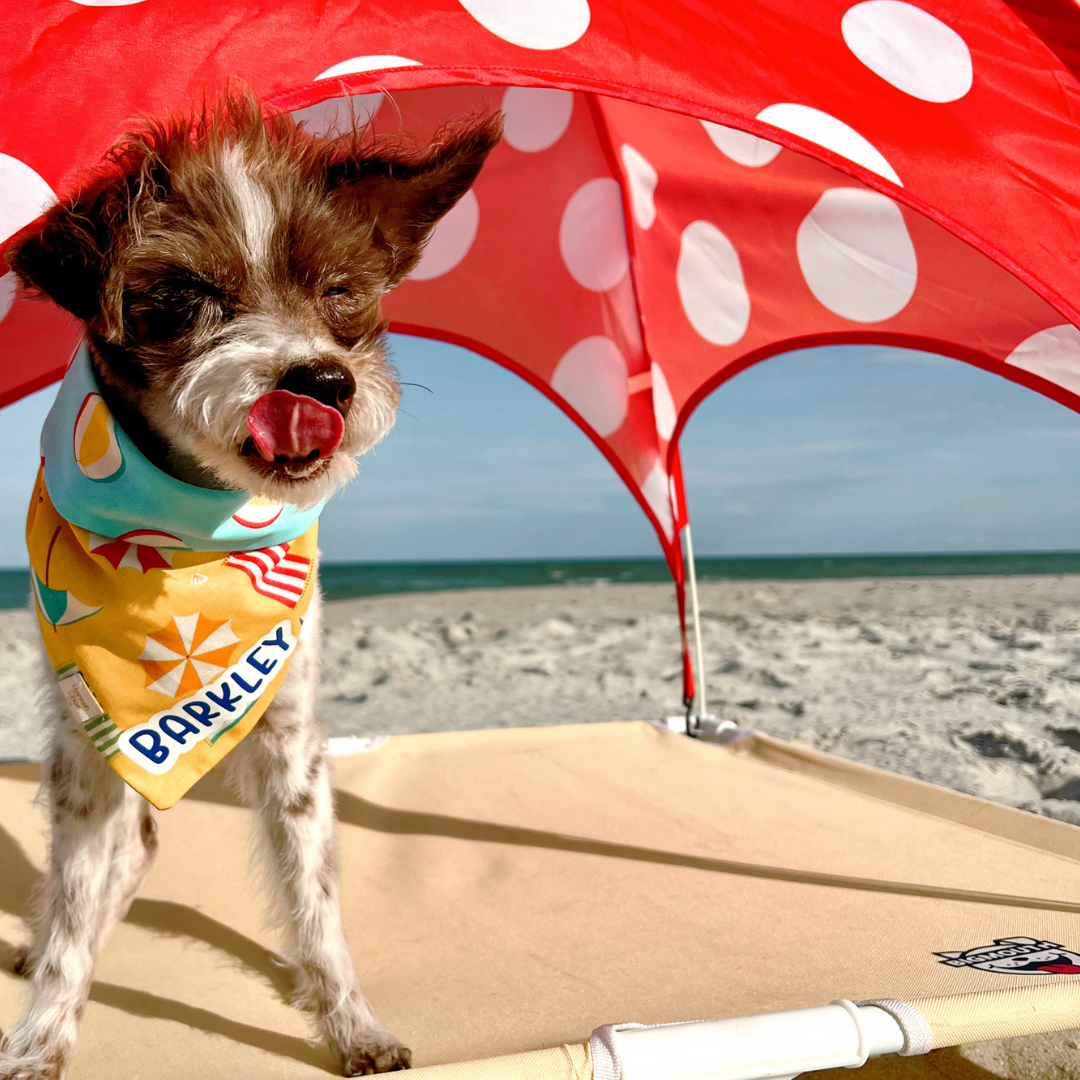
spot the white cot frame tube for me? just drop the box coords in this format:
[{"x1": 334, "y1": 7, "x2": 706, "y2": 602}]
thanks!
[{"x1": 613, "y1": 1002, "x2": 906, "y2": 1080}]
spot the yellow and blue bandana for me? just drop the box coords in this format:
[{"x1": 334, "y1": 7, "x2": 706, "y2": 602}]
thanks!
[{"x1": 27, "y1": 347, "x2": 324, "y2": 809}]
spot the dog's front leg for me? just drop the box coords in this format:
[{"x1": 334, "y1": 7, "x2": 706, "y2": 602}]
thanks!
[
  {"x1": 235, "y1": 588, "x2": 410, "y2": 1076},
  {"x1": 1, "y1": 722, "x2": 157, "y2": 1080}
]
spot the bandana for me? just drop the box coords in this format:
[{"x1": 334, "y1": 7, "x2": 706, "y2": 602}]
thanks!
[{"x1": 27, "y1": 346, "x2": 325, "y2": 810}]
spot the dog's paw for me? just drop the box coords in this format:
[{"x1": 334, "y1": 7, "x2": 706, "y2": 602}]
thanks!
[
  {"x1": 0, "y1": 943, "x2": 30, "y2": 978},
  {"x1": 10, "y1": 945, "x2": 32, "y2": 978},
  {"x1": 338, "y1": 1034, "x2": 411, "y2": 1075},
  {"x1": 0, "y1": 1051, "x2": 61, "y2": 1080}
]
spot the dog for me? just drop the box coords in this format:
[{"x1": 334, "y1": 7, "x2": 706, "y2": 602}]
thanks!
[{"x1": 0, "y1": 90, "x2": 500, "y2": 1079}]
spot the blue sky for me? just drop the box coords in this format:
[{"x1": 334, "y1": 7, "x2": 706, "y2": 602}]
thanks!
[{"x1": 3, "y1": 336, "x2": 1080, "y2": 566}]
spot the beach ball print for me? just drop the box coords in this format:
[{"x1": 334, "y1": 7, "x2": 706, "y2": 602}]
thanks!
[
  {"x1": 73, "y1": 394, "x2": 123, "y2": 480},
  {"x1": 232, "y1": 497, "x2": 284, "y2": 529}
]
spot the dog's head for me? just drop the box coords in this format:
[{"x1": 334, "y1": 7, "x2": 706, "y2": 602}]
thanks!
[{"x1": 8, "y1": 91, "x2": 501, "y2": 506}]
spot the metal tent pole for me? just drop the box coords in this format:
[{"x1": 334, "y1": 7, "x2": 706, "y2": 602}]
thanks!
[{"x1": 682, "y1": 522, "x2": 707, "y2": 724}]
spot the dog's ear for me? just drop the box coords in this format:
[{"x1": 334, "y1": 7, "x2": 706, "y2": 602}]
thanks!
[
  {"x1": 5, "y1": 171, "x2": 135, "y2": 325},
  {"x1": 329, "y1": 113, "x2": 502, "y2": 287}
]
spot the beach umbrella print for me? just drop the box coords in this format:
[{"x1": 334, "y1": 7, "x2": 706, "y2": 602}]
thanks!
[
  {"x1": 5, "y1": 0, "x2": 1080, "y2": 708},
  {"x1": 30, "y1": 518, "x2": 103, "y2": 629},
  {"x1": 30, "y1": 570, "x2": 101, "y2": 629}
]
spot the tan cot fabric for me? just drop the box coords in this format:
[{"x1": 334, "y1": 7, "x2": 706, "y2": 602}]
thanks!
[
  {"x1": 408, "y1": 1044, "x2": 593, "y2": 1080},
  {"x1": 2, "y1": 721, "x2": 1080, "y2": 1079}
]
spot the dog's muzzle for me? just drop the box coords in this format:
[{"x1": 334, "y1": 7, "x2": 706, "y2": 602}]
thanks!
[{"x1": 277, "y1": 361, "x2": 356, "y2": 415}]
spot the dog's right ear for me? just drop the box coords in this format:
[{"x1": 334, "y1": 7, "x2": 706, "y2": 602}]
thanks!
[
  {"x1": 5, "y1": 175, "x2": 130, "y2": 324},
  {"x1": 326, "y1": 114, "x2": 503, "y2": 288}
]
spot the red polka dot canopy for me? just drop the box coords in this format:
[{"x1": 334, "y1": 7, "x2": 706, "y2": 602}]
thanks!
[{"x1": 4, "y1": 0, "x2": 1080, "y2": 706}]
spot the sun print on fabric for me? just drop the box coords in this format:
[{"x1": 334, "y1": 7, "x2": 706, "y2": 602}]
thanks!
[{"x1": 139, "y1": 614, "x2": 242, "y2": 699}]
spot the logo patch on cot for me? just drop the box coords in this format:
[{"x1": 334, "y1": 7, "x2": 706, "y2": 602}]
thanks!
[
  {"x1": 118, "y1": 620, "x2": 297, "y2": 775},
  {"x1": 936, "y1": 938, "x2": 1080, "y2": 975}
]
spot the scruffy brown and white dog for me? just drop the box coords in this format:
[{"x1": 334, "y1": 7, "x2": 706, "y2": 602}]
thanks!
[{"x1": 0, "y1": 91, "x2": 500, "y2": 1079}]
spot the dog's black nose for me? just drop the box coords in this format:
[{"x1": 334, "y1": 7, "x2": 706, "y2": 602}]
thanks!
[{"x1": 276, "y1": 362, "x2": 356, "y2": 416}]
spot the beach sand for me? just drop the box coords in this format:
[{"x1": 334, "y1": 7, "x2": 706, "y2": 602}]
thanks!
[
  {"x1": 4, "y1": 576, "x2": 1080, "y2": 1077},
  {"x1": 5, "y1": 574, "x2": 1080, "y2": 823}
]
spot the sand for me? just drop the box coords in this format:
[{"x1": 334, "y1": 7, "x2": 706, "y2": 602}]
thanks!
[{"x1": 5, "y1": 574, "x2": 1080, "y2": 827}]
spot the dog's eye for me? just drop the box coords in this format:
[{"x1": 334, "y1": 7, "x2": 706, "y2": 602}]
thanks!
[
  {"x1": 322, "y1": 285, "x2": 350, "y2": 298},
  {"x1": 124, "y1": 275, "x2": 235, "y2": 342},
  {"x1": 178, "y1": 277, "x2": 232, "y2": 305},
  {"x1": 178, "y1": 278, "x2": 237, "y2": 321}
]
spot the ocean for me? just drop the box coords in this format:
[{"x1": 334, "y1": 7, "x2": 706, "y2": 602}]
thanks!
[{"x1": 5, "y1": 551, "x2": 1080, "y2": 609}]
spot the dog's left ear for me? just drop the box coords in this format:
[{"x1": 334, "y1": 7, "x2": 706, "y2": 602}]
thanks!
[
  {"x1": 5, "y1": 172, "x2": 134, "y2": 325},
  {"x1": 330, "y1": 113, "x2": 502, "y2": 287}
]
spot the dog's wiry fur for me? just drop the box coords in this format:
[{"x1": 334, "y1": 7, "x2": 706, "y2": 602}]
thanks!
[{"x1": 0, "y1": 89, "x2": 501, "y2": 1079}]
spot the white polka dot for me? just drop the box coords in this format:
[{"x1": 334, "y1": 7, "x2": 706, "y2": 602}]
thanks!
[
  {"x1": 756, "y1": 103, "x2": 901, "y2": 185},
  {"x1": 796, "y1": 187, "x2": 917, "y2": 322},
  {"x1": 316, "y1": 56, "x2": 421, "y2": 81},
  {"x1": 651, "y1": 363, "x2": 677, "y2": 441},
  {"x1": 701, "y1": 122, "x2": 782, "y2": 168},
  {"x1": 668, "y1": 474, "x2": 682, "y2": 526},
  {"x1": 69, "y1": 0, "x2": 148, "y2": 5},
  {"x1": 842, "y1": 1, "x2": 972, "y2": 103},
  {"x1": 559, "y1": 178, "x2": 629, "y2": 292},
  {"x1": 0, "y1": 273, "x2": 16, "y2": 323},
  {"x1": 676, "y1": 221, "x2": 751, "y2": 346},
  {"x1": 0, "y1": 155, "x2": 56, "y2": 242},
  {"x1": 291, "y1": 94, "x2": 383, "y2": 137},
  {"x1": 620, "y1": 145, "x2": 658, "y2": 230},
  {"x1": 458, "y1": 0, "x2": 590, "y2": 49},
  {"x1": 1006, "y1": 324, "x2": 1080, "y2": 397},
  {"x1": 409, "y1": 189, "x2": 480, "y2": 281},
  {"x1": 641, "y1": 463, "x2": 674, "y2": 540},
  {"x1": 550, "y1": 336, "x2": 628, "y2": 437},
  {"x1": 502, "y1": 87, "x2": 574, "y2": 151}
]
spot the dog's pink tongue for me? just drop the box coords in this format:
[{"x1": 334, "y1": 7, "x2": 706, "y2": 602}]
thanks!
[{"x1": 246, "y1": 391, "x2": 344, "y2": 461}]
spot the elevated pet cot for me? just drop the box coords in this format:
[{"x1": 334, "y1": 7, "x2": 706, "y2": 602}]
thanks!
[
  {"x1": 4, "y1": 721, "x2": 1080, "y2": 1079},
  {"x1": 4, "y1": 0, "x2": 1080, "y2": 1076}
]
